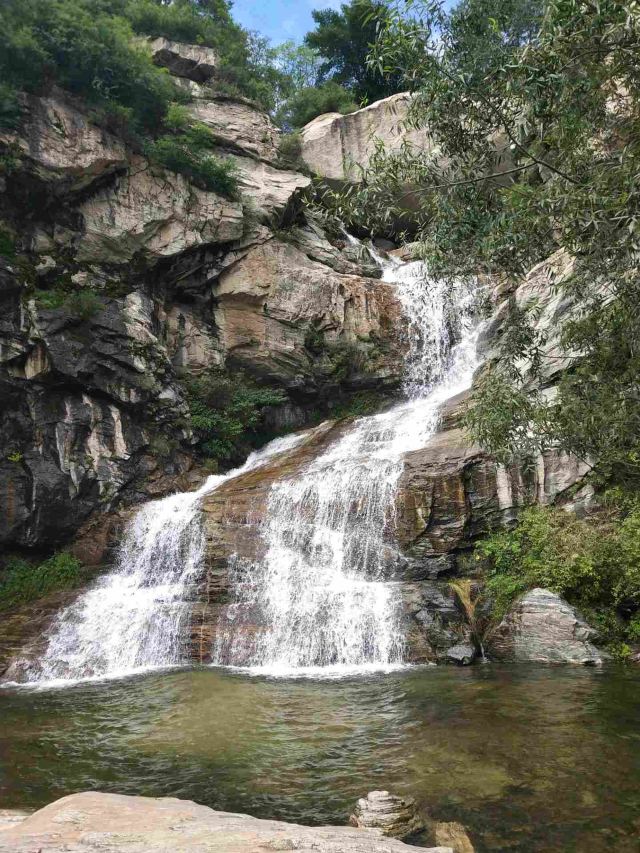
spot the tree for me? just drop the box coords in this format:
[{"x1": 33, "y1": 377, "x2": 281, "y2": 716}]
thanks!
[
  {"x1": 305, "y1": 0, "x2": 405, "y2": 104},
  {"x1": 276, "y1": 81, "x2": 358, "y2": 129},
  {"x1": 326, "y1": 0, "x2": 640, "y2": 487}
]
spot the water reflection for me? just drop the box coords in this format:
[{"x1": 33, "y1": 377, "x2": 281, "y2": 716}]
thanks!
[{"x1": 1, "y1": 665, "x2": 639, "y2": 852}]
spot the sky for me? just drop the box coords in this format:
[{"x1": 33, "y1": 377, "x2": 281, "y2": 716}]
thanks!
[{"x1": 231, "y1": 0, "x2": 344, "y2": 44}]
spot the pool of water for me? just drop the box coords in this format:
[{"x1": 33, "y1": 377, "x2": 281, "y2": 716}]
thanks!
[{"x1": 1, "y1": 664, "x2": 639, "y2": 851}]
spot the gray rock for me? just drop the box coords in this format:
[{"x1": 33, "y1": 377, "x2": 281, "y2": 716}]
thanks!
[
  {"x1": 77, "y1": 155, "x2": 245, "y2": 263},
  {"x1": 489, "y1": 588, "x2": 605, "y2": 664},
  {"x1": 149, "y1": 37, "x2": 217, "y2": 82},
  {"x1": 0, "y1": 91, "x2": 127, "y2": 190},
  {"x1": 446, "y1": 642, "x2": 476, "y2": 666},
  {"x1": 0, "y1": 792, "x2": 451, "y2": 852},
  {"x1": 349, "y1": 790, "x2": 426, "y2": 840},
  {"x1": 300, "y1": 93, "x2": 433, "y2": 183},
  {"x1": 190, "y1": 95, "x2": 280, "y2": 162}
]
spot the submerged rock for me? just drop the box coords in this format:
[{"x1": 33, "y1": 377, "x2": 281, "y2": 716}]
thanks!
[
  {"x1": 489, "y1": 588, "x2": 605, "y2": 665},
  {"x1": 349, "y1": 791, "x2": 426, "y2": 840},
  {"x1": 0, "y1": 792, "x2": 451, "y2": 852},
  {"x1": 434, "y1": 821, "x2": 475, "y2": 853}
]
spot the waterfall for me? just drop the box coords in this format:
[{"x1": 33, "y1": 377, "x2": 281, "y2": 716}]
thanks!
[
  {"x1": 18, "y1": 433, "x2": 306, "y2": 684},
  {"x1": 16, "y1": 248, "x2": 480, "y2": 685},
  {"x1": 212, "y1": 257, "x2": 480, "y2": 675}
]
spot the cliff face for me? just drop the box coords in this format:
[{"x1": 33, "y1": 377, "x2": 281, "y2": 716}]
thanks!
[
  {"x1": 0, "y1": 45, "x2": 407, "y2": 552},
  {"x1": 0, "y1": 66, "x2": 595, "y2": 669}
]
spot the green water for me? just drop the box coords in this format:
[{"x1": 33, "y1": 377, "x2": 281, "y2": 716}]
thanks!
[{"x1": 1, "y1": 665, "x2": 639, "y2": 851}]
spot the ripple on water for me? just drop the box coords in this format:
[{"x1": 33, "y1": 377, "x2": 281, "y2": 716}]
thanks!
[{"x1": 1, "y1": 665, "x2": 640, "y2": 852}]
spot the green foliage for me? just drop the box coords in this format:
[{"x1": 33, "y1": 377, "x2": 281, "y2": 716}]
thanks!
[
  {"x1": 477, "y1": 502, "x2": 640, "y2": 651},
  {"x1": 125, "y1": 1, "x2": 285, "y2": 110},
  {"x1": 277, "y1": 81, "x2": 358, "y2": 129},
  {"x1": 0, "y1": 83, "x2": 22, "y2": 130},
  {"x1": 329, "y1": 390, "x2": 387, "y2": 420},
  {"x1": 6, "y1": 451, "x2": 23, "y2": 464},
  {"x1": 145, "y1": 123, "x2": 238, "y2": 196},
  {"x1": 64, "y1": 290, "x2": 102, "y2": 320},
  {"x1": 326, "y1": 340, "x2": 368, "y2": 381},
  {"x1": 335, "y1": 0, "x2": 640, "y2": 488},
  {"x1": 0, "y1": 552, "x2": 84, "y2": 612},
  {"x1": 33, "y1": 288, "x2": 68, "y2": 310},
  {"x1": 183, "y1": 369, "x2": 286, "y2": 464},
  {"x1": 276, "y1": 131, "x2": 304, "y2": 169},
  {"x1": 0, "y1": 227, "x2": 16, "y2": 259},
  {"x1": 33, "y1": 287, "x2": 102, "y2": 318},
  {"x1": 0, "y1": 0, "x2": 180, "y2": 136},
  {"x1": 305, "y1": 0, "x2": 405, "y2": 104},
  {"x1": 273, "y1": 41, "x2": 322, "y2": 92},
  {"x1": 0, "y1": 0, "x2": 291, "y2": 142}
]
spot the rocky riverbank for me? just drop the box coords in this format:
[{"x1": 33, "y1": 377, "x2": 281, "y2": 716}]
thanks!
[{"x1": 0, "y1": 792, "x2": 456, "y2": 853}]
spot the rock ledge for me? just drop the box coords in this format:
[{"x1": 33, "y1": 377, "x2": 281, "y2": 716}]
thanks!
[{"x1": 0, "y1": 792, "x2": 452, "y2": 853}]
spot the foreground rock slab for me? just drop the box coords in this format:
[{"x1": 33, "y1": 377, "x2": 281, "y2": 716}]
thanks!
[
  {"x1": 350, "y1": 791, "x2": 426, "y2": 840},
  {"x1": 0, "y1": 792, "x2": 454, "y2": 853},
  {"x1": 490, "y1": 588, "x2": 605, "y2": 665}
]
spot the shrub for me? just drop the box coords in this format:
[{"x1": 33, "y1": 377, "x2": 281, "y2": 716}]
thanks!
[
  {"x1": 278, "y1": 82, "x2": 358, "y2": 130},
  {"x1": 0, "y1": 0, "x2": 181, "y2": 136},
  {"x1": 276, "y1": 131, "x2": 304, "y2": 170},
  {"x1": 145, "y1": 124, "x2": 239, "y2": 198},
  {"x1": 0, "y1": 227, "x2": 16, "y2": 259},
  {"x1": 183, "y1": 369, "x2": 286, "y2": 464},
  {"x1": 65, "y1": 290, "x2": 102, "y2": 320},
  {"x1": 476, "y1": 502, "x2": 640, "y2": 652},
  {"x1": 0, "y1": 552, "x2": 84, "y2": 611}
]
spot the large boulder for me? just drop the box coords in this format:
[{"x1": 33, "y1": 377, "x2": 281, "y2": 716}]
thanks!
[
  {"x1": 214, "y1": 237, "x2": 405, "y2": 391},
  {"x1": 0, "y1": 792, "x2": 451, "y2": 853},
  {"x1": 0, "y1": 261, "x2": 192, "y2": 548},
  {"x1": 300, "y1": 93, "x2": 432, "y2": 182},
  {"x1": 489, "y1": 588, "x2": 605, "y2": 664},
  {"x1": 228, "y1": 154, "x2": 310, "y2": 222},
  {"x1": 77, "y1": 156, "x2": 244, "y2": 263},
  {"x1": 149, "y1": 37, "x2": 217, "y2": 82},
  {"x1": 0, "y1": 91, "x2": 127, "y2": 190},
  {"x1": 393, "y1": 396, "x2": 590, "y2": 579},
  {"x1": 434, "y1": 822, "x2": 475, "y2": 853},
  {"x1": 190, "y1": 95, "x2": 280, "y2": 162}
]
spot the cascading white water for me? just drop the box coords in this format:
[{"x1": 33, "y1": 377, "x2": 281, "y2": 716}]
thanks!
[
  {"x1": 19, "y1": 433, "x2": 306, "y2": 684},
  {"x1": 18, "y1": 248, "x2": 481, "y2": 685},
  {"x1": 213, "y1": 256, "x2": 480, "y2": 675}
]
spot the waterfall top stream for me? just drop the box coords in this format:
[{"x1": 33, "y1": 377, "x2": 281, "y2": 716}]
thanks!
[{"x1": 15, "y1": 251, "x2": 481, "y2": 685}]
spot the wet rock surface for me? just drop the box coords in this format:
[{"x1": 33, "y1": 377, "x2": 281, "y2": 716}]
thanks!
[
  {"x1": 489, "y1": 588, "x2": 605, "y2": 665},
  {"x1": 434, "y1": 822, "x2": 475, "y2": 853},
  {"x1": 0, "y1": 792, "x2": 451, "y2": 853},
  {"x1": 446, "y1": 642, "x2": 476, "y2": 666},
  {"x1": 349, "y1": 791, "x2": 426, "y2": 840}
]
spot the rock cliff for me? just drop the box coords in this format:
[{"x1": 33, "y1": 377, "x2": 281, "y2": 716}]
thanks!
[
  {"x1": 0, "y1": 44, "x2": 407, "y2": 553},
  {"x1": 0, "y1": 63, "x2": 597, "y2": 669}
]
